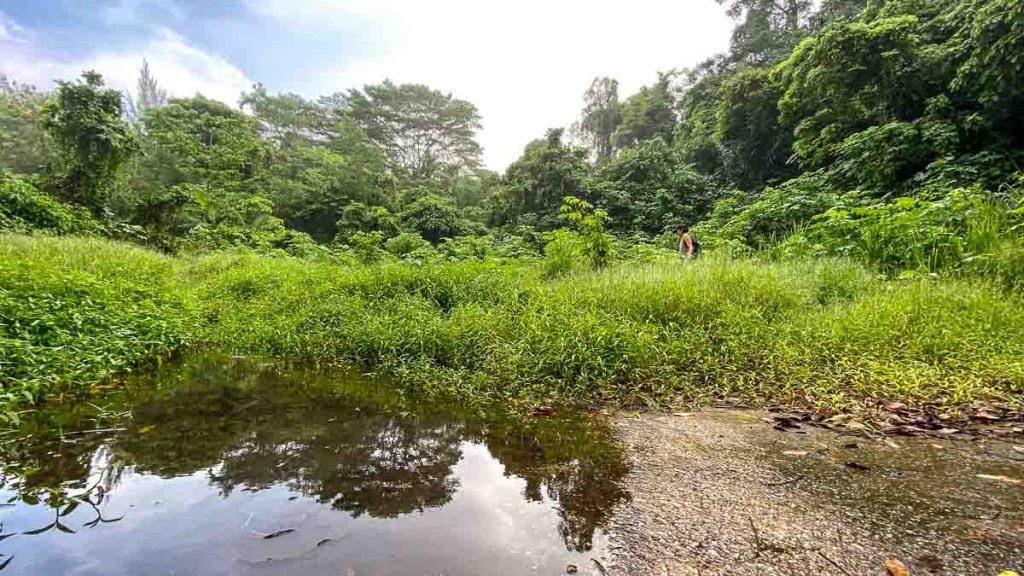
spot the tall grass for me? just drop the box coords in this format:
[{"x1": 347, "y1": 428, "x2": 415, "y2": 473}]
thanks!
[
  {"x1": 3, "y1": 233, "x2": 1023, "y2": 417},
  {"x1": 0, "y1": 235, "x2": 192, "y2": 412}
]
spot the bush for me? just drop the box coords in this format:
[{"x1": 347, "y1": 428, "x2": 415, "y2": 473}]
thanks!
[
  {"x1": 0, "y1": 170, "x2": 98, "y2": 234},
  {"x1": 792, "y1": 187, "x2": 1024, "y2": 282}
]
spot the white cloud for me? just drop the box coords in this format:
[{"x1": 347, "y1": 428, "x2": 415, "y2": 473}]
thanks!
[
  {"x1": 0, "y1": 15, "x2": 251, "y2": 107},
  {"x1": 87, "y1": 29, "x2": 253, "y2": 105},
  {"x1": 246, "y1": 0, "x2": 734, "y2": 170},
  {"x1": 2, "y1": 2, "x2": 734, "y2": 170}
]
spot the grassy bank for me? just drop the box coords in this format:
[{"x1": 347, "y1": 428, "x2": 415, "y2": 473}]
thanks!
[{"x1": 2, "y1": 233, "x2": 1023, "y2": 417}]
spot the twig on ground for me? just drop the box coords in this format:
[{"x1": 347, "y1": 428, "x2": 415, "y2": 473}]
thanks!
[{"x1": 817, "y1": 550, "x2": 853, "y2": 576}]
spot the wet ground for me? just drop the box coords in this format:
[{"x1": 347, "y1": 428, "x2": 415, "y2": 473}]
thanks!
[
  {"x1": 606, "y1": 409, "x2": 1024, "y2": 575},
  {"x1": 1, "y1": 357, "x2": 1021, "y2": 575}
]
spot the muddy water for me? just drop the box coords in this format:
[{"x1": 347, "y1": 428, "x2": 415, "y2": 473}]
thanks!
[{"x1": 0, "y1": 356, "x2": 627, "y2": 576}]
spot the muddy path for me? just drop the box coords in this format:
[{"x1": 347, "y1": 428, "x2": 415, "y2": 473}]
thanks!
[{"x1": 604, "y1": 410, "x2": 1023, "y2": 575}]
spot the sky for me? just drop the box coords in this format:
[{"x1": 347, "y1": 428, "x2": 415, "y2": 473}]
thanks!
[{"x1": 0, "y1": 0, "x2": 734, "y2": 170}]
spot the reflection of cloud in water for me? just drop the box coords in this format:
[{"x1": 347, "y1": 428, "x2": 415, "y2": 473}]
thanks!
[{"x1": 0, "y1": 355, "x2": 629, "y2": 574}]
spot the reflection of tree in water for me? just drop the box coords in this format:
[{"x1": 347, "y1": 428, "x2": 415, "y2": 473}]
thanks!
[
  {"x1": 207, "y1": 416, "x2": 463, "y2": 518},
  {"x1": 114, "y1": 357, "x2": 466, "y2": 519},
  {"x1": 0, "y1": 355, "x2": 629, "y2": 550},
  {"x1": 471, "y1": 420, "x2": 631, "y2": 552}
]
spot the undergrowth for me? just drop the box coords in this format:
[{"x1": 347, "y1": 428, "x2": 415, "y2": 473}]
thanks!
[{"x1": 2, "y1": 233, "x2": 1023, "y2": 419}]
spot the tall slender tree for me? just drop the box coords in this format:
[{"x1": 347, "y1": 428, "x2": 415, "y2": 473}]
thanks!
[{"x1": 136, "y1": 59, "x2": 168, "y2": 114}]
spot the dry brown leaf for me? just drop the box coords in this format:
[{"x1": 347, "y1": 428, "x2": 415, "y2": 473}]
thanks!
[
  {"x1": 782, "y1": 450, "x2": 808, "y2": 456},
  {"x1": 883, "y1": 558, "x2": 910, "y2": 576}
]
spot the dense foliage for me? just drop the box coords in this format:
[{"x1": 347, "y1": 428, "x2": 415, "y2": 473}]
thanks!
[
  {"x1": 3, "y1": 234, "x2": 1022, "y2": 421},
  {"x1": 2, "y1": 0, "x2": 1024, "y2": 416},
  {"x1": 3, "y1": 0, "x2": 1021, "y2": 277}
]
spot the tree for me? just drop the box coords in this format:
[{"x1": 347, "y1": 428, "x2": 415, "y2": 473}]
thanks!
[
  {"x1": 400, "y1": 194, "x2": 461, "y2": 243},
  {"x1": 575, "y1": 77, "x2": 620, "y2": 163},
  {"x1": 136, "y1": 59, "x2": 168, "y2": 114},
  {"x1": 775, "y1": 16, "x2": 941, "y2": 170},
  {"x1": 135, "y1": 96, "x2": 268, "y2": 229},
  {"x1": 241, "y1": 85, "x2": 388, "y2": 242},
  {"x1": 490, "y1": 128, "x2": 590, "y2": 229},
  {"x1": 140, "y1": 96, "x2": 267, "y2": 196},
  {"x1": 346, "y1": 80, "x2": 482, "y2": 178},
  {"x1": 612, "y1": 73, "x2": 676, "y2": 149},
  {"x1": 334, "y1": 202, "x2": 400, "y2": 243},
  {"x1": 715, "y1": 66, "x2": 795, "y2": 190},
  {"x1": 0, "y1": 77, "x2": 55, "y2": 174},
  {"x1": 951, "y1": 0, "x2": 1024, "y2": 145},
  {"x1": 592, "y1": 138, "x2": 712, "y2": 235},
  {"x1": 716, "y1": 0, "x2": 812, "y2": 30},
  {"x1": 715, "y1": 0, "x2": 816, "y2": 64},
  {"x1": 675, "y1": 61, "x2": 728, "y2": 178},
  {"x1": 40, "y1": 71, "x2": 139, "y2": 215}
]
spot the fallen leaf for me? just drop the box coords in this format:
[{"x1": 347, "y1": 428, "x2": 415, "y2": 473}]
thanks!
[
  {"x1": 996, "y1": 571, "x2": 1021, "y2": 576},
  {"x1": 772, "y1": 415, "x2": 804, "y2": 431},
  {"x1": 883, "y1": 438, "x2": 900, "y2": 449},
  {"x1": 929, "y1": 444, "x2": 944, "y2": 450},
  {"x1": 884, "y1": 558, "x2": 910, "y2": 576},
  {"x1": 532, "y1": 406, "x2": 555, "y2": 417},
  {"x1": 976, "y1": 474, "x2": 1022, "y2": 485},
  {"x1": 782, "y1": 450, "x2": 808, "y2": 456},
  {"x1": 935, "y1": 428, "x2": 959, "y2": 435},
  {"x1": 845, "y1": 462, "x2": 870, "y2": 472},
  {"x1": 887, "y1": 402, "x2": 909, "y2": 412},
  {"x1": 842, "y1": 442, "x2": 859, "y2": 449}
]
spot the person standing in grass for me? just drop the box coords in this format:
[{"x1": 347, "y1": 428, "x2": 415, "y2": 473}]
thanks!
[{"x1": 674, "y1": 224, "x2": 699, "y2": 259}]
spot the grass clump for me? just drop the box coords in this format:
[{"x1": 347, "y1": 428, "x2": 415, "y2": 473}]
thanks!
[
  {"x1": 0, "y1": 235, "x2": 192, "y2": 413},
  {"x1": 2, "y1": 233, "x2": 1023, "y2": 417}
]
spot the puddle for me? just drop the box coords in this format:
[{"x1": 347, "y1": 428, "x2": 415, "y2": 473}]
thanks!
[{"x1": 0, "y1": 355, "x2": 628, "y2": 576}]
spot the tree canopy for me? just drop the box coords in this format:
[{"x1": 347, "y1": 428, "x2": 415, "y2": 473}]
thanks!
[{"x1": 346, "y1": 80, "x2": 482, "y2": 179}]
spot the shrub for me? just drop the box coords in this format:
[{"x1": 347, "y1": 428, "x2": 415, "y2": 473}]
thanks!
[
  {"x1": 0, "y1": 170, "x2": 98, "y2": 234},
  {"x1": 794, "y1": 187, "x2": 1024, "y2": 281}
]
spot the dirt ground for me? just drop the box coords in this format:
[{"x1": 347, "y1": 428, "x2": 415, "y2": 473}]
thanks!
[{"x1": 602, "y1": 409, "x2": 1024, "y2": 576}]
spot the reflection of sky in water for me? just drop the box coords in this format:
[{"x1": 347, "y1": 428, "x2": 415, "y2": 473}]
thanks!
[
  {"x1": 0, "y1": 356, "x2": 626, "y2": 575},
  {"x1": 1, "y1": 441, "x2": 600, "y2": 576}
]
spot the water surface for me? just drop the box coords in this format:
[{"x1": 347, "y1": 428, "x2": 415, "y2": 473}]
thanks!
[{"x1": 0, "y1": 355, "x2": 628, "y2": 575}]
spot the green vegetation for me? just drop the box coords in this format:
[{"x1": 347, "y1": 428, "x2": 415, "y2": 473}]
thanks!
[
  {"x1": 3, "y1": 233, "x2": 1022, "y2": 421},
  {"x1": 2, "y1": 0, "x2": 1024, "y2": 418}
]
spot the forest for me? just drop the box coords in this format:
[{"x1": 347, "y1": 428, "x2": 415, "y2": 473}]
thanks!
[{"x1": 2, "y1": 0, "x2": 1023, "y2": 419}]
